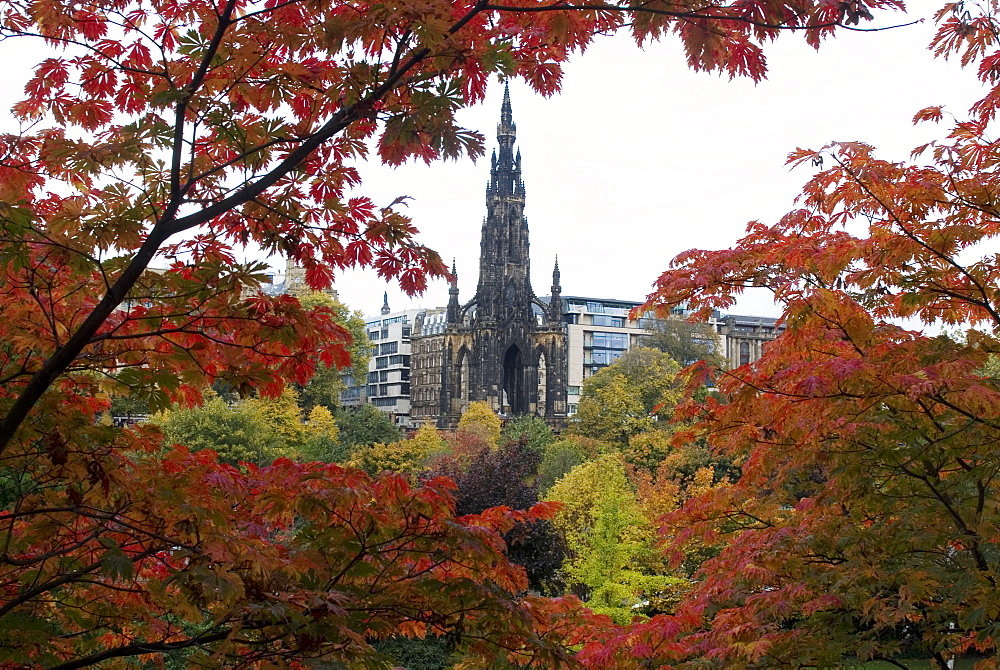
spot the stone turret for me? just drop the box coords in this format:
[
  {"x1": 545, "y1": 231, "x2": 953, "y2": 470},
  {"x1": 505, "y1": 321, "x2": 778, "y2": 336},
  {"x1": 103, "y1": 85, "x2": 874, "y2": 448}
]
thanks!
[
  {"x1": 446, "y1": 259, "x2": 461, "y2": 324},
  {"x1": 549, "y1": 256, "x2": 562, "y2": 325}
]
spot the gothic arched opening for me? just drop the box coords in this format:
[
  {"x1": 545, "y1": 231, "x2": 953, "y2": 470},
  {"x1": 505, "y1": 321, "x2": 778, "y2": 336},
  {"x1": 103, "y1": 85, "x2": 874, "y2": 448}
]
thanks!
[
  {"x1": 502, "y1": 344, "x2": 526, "y2": 415},
  {"x1": 457, "y1": 347, "x2": 470, "y2": 403},
  {"x1": 536, "y1": 349, "x2": 547, "y2": 415}
]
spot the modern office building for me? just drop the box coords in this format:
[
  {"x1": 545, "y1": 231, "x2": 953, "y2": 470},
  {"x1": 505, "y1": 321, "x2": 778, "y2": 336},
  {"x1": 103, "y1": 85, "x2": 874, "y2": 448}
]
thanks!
[
  {"x1": 556, "y1": 296, "x2": 782, "y2": 414},
  {"x1": 341, "y1": 296, "x2": 419, "y2": 425},
  {"x1": 558, "y1": 295, "x2": 649, "y2": 416}
]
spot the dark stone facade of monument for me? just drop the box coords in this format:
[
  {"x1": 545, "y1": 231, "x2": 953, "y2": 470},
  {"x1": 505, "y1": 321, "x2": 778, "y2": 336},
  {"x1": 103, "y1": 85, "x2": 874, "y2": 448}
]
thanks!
[{"x1": 409, "y1": 87, "x2": 568, "y2": 428}]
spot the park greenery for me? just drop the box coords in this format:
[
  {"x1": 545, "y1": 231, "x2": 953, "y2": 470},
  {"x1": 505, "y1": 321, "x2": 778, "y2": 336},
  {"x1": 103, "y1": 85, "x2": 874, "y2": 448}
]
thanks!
[{"x1": 2, "y1": 0, "x2": 1000, "y2": 666}]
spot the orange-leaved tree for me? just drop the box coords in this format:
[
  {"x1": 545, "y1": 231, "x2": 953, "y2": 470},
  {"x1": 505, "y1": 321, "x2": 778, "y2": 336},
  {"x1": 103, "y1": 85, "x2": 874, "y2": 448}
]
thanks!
[
  {"x1": 0, "y1": 0, "x2": 901, "y2": 664},
  {"x1": 581, "y1": 4, "x2": 1000, "y2": 668}
]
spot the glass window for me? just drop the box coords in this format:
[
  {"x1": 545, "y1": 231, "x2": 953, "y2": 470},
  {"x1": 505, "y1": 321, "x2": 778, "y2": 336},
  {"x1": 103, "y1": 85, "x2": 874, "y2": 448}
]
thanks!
[
  {"x1": 380, "y1": 342, "x2": 398, "y2": 355},
  {"x1": 368, "y1": 330, "x2": 379, "y2": 340},
  {"x1": 586, "y1": 301, "x2": 604, "y2": 313},
  {"x1": 379, "y1": 370, "x2": 389, "y2": 382},
  {"x1": 566, "y1": 385, "x2": 580, "y2": 395},
  {"x1": 375, "y1": 356, "x2": 388, "y2": 369},
  {"x1": 590, "y1": 332, "x2": 628, "y2": 349},
  {"x1": 367, "y1": 372, "x2": 378, "y2": 383},
  {"x1": 587, "y1": 349, "x2": 625, "y2": 366},
  {"x1": 592, "y1": 315, "x2": 624, "y2": 327},
  {"x1": 739, "y1": 342, "x2": 751, "y2": 366}
]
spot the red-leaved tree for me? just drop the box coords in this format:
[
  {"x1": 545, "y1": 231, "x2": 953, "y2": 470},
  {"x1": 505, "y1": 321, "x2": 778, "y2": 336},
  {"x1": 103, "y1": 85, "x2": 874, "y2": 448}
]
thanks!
[
  {"x1": 581, "y1": 3, "x2": 1000, "y2": 668},
  {"x1": 0, "y1": 0, "x2": 900, "y2": 664}
]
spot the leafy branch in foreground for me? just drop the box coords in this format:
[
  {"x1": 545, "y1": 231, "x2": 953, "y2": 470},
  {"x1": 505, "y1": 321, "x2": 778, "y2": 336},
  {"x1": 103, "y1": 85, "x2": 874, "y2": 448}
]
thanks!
[{"x1": 0, "y1": 0, "x2": 903, "y2": 664}]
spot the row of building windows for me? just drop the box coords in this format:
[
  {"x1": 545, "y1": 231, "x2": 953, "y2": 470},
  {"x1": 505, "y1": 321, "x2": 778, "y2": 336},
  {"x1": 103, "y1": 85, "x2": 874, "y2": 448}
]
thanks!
[
  {"x1": 413, "y1": 387, "x2": 440, "y2": 403},
  {"x1": 414, "y1": 340, "x2": 443, "y2": 355},
  {"x1": 413, "y1": 352, "x2": 442, "y2": 369},
  {"x1": 367, "y1": 315, "x2": 410, "y2": 329},
  {"x1": 379, "y1": 341, "x2": 398, "y2": 355},
  {"x1": 367, "y1": 326, "x2": 412, "y2": 341},
  {"x1": 367, "y1": 369, "x2": 411, "y2": 383},
  {"x1": 585, "y1": 332, "x2": 628, "y2": 349},
  {"x1": 413, "y1": 369, "x2": 438, "y2": 388},
  {"x1": 368, "y1": 383, "x2": 411, "y2": 397},
  {"x1": 584, "y1": 349, "x2": 625, "y2": 366},
  {"x1": 584, "y1": 301, "x2": 631, "y2": 316},
  {"x1": 592, "y1": 315, "x2": 625, "y2": 327},
  {"x1": 375, "y1": 354, "x2": 411, "y2": 369}
]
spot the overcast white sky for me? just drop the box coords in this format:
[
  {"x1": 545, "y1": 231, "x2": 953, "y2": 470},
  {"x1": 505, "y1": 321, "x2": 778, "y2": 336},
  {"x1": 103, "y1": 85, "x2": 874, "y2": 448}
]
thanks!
[
  {"x1": 324, "y1": 0, "x2": 983, "y2": 319},
  {"x1": 0, "y1": 0, "x2": 985, "y2": 320}
]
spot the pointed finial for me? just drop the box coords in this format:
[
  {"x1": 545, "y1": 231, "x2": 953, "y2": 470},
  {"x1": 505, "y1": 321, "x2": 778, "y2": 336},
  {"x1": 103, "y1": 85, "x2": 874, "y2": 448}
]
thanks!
[
  {"x1": 549, "y1": 255, "x2": 563, "y2": 324},
  {"x1": 497, "y1": 83, "x2": 516, "y2": 141},
  {"x1": 447, "y1": 259, "x2": 461, "y2": 323},
  {"x1": 501, "y1": 83, "x2": 512, "y2": 125},
  {"x1": 381, "y1": 291, "x2": 390, "y2": 315}
]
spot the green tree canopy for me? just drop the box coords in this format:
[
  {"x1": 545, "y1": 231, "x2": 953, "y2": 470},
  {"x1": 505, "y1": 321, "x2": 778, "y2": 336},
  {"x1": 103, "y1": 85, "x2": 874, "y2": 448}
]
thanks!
[
  {"x1": 501, "y1": 415, "x2": 555, "y2": 453},
  {"x1": 569, "y1": 347, "x2": 682, "y2": 445},
  {"x1": 547, "y1": 453, "x2": 678, "y2": 623},
  {"x1": 155, "y1": 389, "x2": 305, "y2": 466},
  {"x1": 537, "y1": 439, "x2": 588, "y2": 495},
  {"x1": 337, "y1": 404, "x2": 404, "y2": 450},
  {"x1": 300, "y1": 405, "x2": 345, "y2": 463},
  {"x1": 642, "y1": 317, "x2": 725, "y2": 369}
]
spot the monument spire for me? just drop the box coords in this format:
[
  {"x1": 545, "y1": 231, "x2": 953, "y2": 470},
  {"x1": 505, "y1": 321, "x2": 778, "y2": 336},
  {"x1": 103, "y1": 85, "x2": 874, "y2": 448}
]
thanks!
[
  {"x1": 549, "y1": 255, "x2": 562, "y2": 324},
  {"x1": 477, "y1": 84, "x2": 530, "y2": 326},
  {"x1": 499, "y1": 83, "x2": 514, "y2": 133},
  {"x1": 447, "y1": 258, "x2": 461, "y2": 324}
]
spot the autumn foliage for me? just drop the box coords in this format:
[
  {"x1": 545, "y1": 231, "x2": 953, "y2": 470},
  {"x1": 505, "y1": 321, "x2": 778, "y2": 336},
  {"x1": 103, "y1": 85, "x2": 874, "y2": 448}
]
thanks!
[
  {"x1": 0, "y1": 0, "x2": 914, "y2": 664},
  {"x1": 568, "y1": 4, "x2": 1000, "y2": 668}
]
